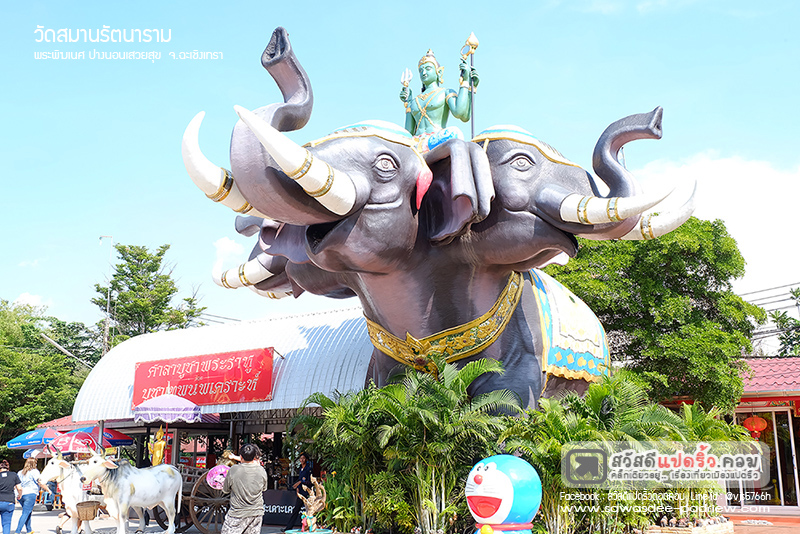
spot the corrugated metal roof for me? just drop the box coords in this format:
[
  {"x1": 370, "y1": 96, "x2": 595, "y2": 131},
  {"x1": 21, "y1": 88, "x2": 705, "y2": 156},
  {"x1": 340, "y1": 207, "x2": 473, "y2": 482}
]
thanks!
[
  {"x1": 743, "y1": 357, "x2": 800, "y2": 394},
  {"x1": 72, "y1": 307, "x2": 372, "y2": 422}
]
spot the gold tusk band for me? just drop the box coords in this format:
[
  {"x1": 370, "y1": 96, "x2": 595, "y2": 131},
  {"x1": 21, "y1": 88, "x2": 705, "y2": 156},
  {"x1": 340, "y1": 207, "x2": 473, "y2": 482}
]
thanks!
[
  {"x1": 640, "y1": 214, "x2": 655, "y2": 240},
  {"x1": 577, "y1": 196, "x2": 591, "y2": 224},
  {"x1": 238, "y1": 264, "x2": 252, "y2": 286},
  {"x1": 606, "y1": 197, "x2": 622, "y2": 222},
  {"x1": 288, "y1": 150, "x2": 313, "y2": 181},
  {"x1": 305, "y1": 164, "x2": 335, "y2": 198},
  {"x1": 234, "y1": 201, "x2": 253, "y2": 214},
  {"x1": 207, "y1": 168, "x2": 234, "y2": 202}
]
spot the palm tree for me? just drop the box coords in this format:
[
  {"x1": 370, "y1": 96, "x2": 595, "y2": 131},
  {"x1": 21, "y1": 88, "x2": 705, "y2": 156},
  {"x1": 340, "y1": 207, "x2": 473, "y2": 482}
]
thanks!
[
  {"x1": 660, "y1": 402, "x2": 752, "y2": 521},
  {"x1": 290, "y1": 384, "x2": 388, "y2": 530},
  {"x1": 374, "y1": 357, "x2": 521, "y2": 534},
  {"x1": 672, "y1": 402, "x2": 749, "y2": 442},
  {"x1": 501, "y1": 398, "x2": 606, "y2": 534},
  {"x1": 562, "y1": 371, "x2": 684, "y2": 442}
]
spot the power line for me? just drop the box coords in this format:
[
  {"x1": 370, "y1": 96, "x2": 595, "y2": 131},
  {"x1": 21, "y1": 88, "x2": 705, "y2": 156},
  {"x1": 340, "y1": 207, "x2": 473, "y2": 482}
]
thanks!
[
  {"x1": 750, "y1": 297, "x2": 794, "y2": 308},
  {"x1": 201, "y1": 313, "x2": 242, "y2": 322},
  {"x1": 198, "y1": 316, "x2": 226, "y2": 324},
  {"x1": 762, "y1": 304, "x2": 800, "y2": 313},
  {"x1": 40, "y1": 333, "x2": 94, "y2": 369},
  {"x1": 739, "y1": 282, "x2": 800, "y2": 297}
]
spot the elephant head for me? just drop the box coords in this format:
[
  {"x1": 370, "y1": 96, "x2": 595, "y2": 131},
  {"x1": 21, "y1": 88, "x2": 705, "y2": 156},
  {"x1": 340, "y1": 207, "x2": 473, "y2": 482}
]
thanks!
[{"x1": 466, "y1": 111, "x2": 695, "y2": 272}]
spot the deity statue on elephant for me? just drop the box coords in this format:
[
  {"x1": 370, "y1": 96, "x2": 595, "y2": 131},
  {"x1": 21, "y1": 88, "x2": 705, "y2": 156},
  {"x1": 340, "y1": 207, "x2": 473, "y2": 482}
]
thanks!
[{"x1": 399, "y1": 48, "x2": 479, "y2": 151}]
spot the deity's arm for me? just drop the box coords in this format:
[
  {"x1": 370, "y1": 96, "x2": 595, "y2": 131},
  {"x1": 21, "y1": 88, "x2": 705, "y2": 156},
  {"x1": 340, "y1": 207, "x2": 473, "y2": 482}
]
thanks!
[
  {"x1": 447, "y1": 87, "x2": 471, "y2": 122},
  {"x1": 404, "y1": 106, "x2": 417, "y2": 135},
  {"x1": 448, "y1": 58, "x2": 479, "y2": 122},
  {"x1": 400, "y1": 87, "x2": 416, "y2": 135}
]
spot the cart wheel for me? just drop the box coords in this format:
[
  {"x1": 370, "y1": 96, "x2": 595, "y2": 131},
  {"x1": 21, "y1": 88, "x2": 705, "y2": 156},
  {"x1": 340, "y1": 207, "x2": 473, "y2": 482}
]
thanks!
[
  {"x1": 152, "y1": 499, "x2": 194, "y2": 533},
  {"x1": 189, "y1": 476, "x2": 230, "y2": 534},
  {"x1": 153, "y1": 506, "x2": 169, "y2": 531}
]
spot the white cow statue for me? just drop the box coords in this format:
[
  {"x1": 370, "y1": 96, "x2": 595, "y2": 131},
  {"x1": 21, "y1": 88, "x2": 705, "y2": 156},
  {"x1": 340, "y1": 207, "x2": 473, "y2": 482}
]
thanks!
[
  {"x1": 39, "y1": 451, "x2": 105, "y2": 534},
  {"x1": 80, "y1": 453, "x2": 182, "y2": 534}
]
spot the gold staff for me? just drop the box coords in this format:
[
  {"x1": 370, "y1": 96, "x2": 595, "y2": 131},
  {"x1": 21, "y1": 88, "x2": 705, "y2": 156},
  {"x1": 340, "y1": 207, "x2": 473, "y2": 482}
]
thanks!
[{"x1": 460, "y1": 32, "x2": 479, "y2": 139}]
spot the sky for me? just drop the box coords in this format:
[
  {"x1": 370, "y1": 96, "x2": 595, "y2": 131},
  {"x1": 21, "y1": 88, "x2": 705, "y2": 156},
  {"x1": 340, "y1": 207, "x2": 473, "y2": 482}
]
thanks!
[{"x1": 2, "y1": 1, "x2": 799, "y2": 353}]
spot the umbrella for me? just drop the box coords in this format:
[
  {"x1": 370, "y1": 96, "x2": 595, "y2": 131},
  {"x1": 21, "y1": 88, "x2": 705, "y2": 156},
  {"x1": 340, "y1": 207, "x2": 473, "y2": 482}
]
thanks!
[
  {"x1": 70, "y1": 427, "x2": 134, "y2": 447},
  {"x1": 23, "y1": 448, "x2": 53, "y2": 459},
  {"x1": 48, "y1": 431, "x2": 103, "y2": 454},
  {"x1": 6, "y1": 428, "x2": 64, "y2": 449},
  {"x1": 133, "y1": 394, "x2": 201, "y2": 424}
]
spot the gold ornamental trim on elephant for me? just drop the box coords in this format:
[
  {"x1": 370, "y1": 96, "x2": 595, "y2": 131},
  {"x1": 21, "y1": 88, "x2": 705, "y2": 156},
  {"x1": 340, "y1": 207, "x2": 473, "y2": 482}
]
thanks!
[{"x1": 366, "y1": 271, "x2": 524, "y2": 373}]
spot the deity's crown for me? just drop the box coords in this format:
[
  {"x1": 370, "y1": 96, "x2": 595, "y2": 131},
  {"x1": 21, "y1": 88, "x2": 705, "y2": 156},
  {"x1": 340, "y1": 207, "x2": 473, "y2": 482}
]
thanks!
[{"x1": 418, "y1": 49, "x2": 441, "y2": 69}]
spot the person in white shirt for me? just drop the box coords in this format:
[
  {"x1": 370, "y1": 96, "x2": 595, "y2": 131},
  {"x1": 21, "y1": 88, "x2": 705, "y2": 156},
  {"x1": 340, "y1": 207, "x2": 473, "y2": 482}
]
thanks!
[{"x1": 15, "y1": 459, "x2": 50, "y2": 534}]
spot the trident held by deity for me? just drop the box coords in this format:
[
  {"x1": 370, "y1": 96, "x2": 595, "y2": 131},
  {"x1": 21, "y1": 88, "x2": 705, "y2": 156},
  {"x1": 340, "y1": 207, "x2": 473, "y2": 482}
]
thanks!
[
  {"x1": 460, "y1": 32, "x2": 479, "y2": 139},
  {"x1": 401, "y1": 68, "x2": 413, "y2": 88}
]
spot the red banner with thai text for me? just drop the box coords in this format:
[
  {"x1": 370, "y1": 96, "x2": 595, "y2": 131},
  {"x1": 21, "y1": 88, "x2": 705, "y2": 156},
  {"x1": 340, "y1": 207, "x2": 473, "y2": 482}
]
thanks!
[{"x1": 132, "y1": 348, "x2": 274, "y2": 407}]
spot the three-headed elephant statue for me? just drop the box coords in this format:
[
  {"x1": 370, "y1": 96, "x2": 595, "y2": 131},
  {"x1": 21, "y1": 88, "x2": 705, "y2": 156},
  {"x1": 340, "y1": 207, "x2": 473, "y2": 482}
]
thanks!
[{"x1": 182, "y1": 28, "x2": 694, "y2": 408}]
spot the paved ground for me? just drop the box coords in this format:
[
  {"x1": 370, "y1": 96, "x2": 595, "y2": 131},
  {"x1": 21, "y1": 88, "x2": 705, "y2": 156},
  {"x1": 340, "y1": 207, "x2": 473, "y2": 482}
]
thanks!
[
  {"x1": 9, "y1": 504, "x2": 800, "y2": 534},
  {"x1": 738, "y1": 525, "x2": 800, "y2": 534},
  {"x1": 730, "y1": 517, "x2": 800, "y2": 534},
  {"x1": 6, "y1": 505, "x2": 286, "y2": 534}
]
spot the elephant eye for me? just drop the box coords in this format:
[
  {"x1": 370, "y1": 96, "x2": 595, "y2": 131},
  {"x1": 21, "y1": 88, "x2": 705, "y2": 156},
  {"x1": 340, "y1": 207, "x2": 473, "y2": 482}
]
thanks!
[
  {"x1": 509, "y1": 154, "x2": 534, "y2": 170},
  {"x1": 374, "y1": 155, "x2": 398, "y2": 175}
]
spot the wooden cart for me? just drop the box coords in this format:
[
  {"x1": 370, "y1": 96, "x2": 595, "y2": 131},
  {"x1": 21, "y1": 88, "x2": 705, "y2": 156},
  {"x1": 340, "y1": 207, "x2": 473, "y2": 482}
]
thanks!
[{"x1": 152, "y1": 465, "x2": 230, "y2": 534}]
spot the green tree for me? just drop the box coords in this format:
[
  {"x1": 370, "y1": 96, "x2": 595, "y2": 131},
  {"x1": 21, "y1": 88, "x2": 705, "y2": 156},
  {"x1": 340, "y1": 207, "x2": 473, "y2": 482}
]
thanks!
[
  {"x1": 544, "y1": 217, "x2": 766, "y2": 412},
  {"x1": 43, "y1": 318, "x2": 102, "y2": 368},
  {"x1": 561, "y1": 371, "x2": 682, "y2": 442},
  {"x1": 0, "y1": 301, "x2": 85, "y2": 458},
  {"x1": 769, "y1": 288, "x2": 800, "y2": 357},
  {"x1": 92, "y1": 244, "x2": 206, "y2": 347}
]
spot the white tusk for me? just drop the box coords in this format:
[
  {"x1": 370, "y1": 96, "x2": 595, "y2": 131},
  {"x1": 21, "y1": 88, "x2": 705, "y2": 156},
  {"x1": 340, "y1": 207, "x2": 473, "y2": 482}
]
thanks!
[
  {"x1": 212, "y1": 257, "x2": 275, "y2": 289},
  {"x1": 234, "y1": 105, "x2": 357, "y2": 216},
  {"x1": 248, "y1": 286, "x2": 292, "y2": 299},
  {"x1": 182, "y1": 111, "x2": 270, "y2": 219},
  {"x1": 559, "y1": 186, "x2": 673, "y2": 225},
  {"x1": 620, "y1": 180, "x2": 697, "y2": 240}
]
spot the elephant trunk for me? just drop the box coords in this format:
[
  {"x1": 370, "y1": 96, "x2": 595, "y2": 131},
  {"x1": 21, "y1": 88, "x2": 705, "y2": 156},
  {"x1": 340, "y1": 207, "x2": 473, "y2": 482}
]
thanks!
[
  {"x1": 228, "y1": 29, "x2": 358, "y2": 225},
  {"x1": 256, "y1": 27, "x2": 313, "y2": 132},
  {"x1": 539, "y1": 107, "x2": 671, "y2": 240},
  {"x1": 592, "y1": 106, "x2": 663, "y2": 198},
  {"x1": 181, "y1": 28, "x2": 310, "y2": 221}
]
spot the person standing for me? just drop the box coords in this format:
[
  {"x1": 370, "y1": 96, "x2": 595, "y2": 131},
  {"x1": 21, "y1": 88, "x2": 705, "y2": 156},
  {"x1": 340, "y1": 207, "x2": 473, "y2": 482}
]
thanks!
[
  {"x1": 282, "y1": 453, "x2": 311, "y2": 532},
  {"x1": 220, "y1": 444, "x2": 268, "y2": 534},
  {"x1": 16, "y1": 458, "x2": 49, "y2": 534},
  {"x1": 0, "y1": 460, "x2": 22, "y2": 534}
]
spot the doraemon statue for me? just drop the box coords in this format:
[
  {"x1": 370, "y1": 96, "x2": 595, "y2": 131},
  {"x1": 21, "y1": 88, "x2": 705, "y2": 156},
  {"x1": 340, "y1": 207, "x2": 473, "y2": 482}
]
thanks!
[{"x1": 465, "y1": 455, "x2": 542, "y2": 534}]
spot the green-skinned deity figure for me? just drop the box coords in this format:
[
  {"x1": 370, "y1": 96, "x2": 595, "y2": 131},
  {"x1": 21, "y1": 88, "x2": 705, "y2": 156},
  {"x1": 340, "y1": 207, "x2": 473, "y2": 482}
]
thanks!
[{"x1": 399, "y1": 49, "x2": 479, "y2": 151}]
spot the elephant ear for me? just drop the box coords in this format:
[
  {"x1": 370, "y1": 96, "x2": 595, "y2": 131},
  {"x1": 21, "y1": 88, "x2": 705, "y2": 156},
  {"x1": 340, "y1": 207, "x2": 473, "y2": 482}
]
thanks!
[{"x1": 421, "y1": 139, "x2": 494, "y2": 244}]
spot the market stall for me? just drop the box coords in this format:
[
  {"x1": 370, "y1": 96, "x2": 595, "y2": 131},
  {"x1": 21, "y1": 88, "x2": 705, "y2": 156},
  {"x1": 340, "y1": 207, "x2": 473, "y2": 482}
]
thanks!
[{"x1": 70, "y1": 306, "x2": 373, "y2": 525}]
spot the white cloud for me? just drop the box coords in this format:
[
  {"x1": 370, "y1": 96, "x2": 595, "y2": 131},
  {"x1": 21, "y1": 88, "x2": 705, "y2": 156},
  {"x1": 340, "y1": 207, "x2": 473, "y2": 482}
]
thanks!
[
  {"x1": 213, "y1": 237, "x2": 245, "y2": 259},
  {"x1": 633, "y1": 152, "x2": 800, "y2": 295},
  {"x1": 13, "y1": 292, "x2": 52, "y2": 309},
  {"x1": 580, "y1": 0, "x2": 624, "y2": 14},
  {"x1": 212, "y1": 237, "x2": 246, "y2": 273},
  {"x1": 18, "y1": 259, "x2": 41, "y2": 268},
  {"x1": 636, "y1": 0, "x2": 697, "y2": 13}
]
